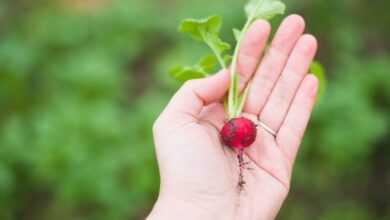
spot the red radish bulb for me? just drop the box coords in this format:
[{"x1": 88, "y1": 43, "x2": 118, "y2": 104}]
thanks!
[{"x1": 220, "y1": 117, "x2": 257, "y2": 149}]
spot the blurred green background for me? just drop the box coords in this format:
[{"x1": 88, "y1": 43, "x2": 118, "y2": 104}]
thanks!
[{"x1": 0, "y1": 0, "x2": 389, "y2": 219}]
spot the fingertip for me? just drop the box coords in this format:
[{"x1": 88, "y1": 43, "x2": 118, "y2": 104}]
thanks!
[
  {"x1": 301, "y1": 34, "x2": 318, "y2": 51},
  {"x1": 195, "y1": 68, "x2": 229, "y2": 85},
  {"x1": 250, "y1": 19, "x2": 271, "y2": 34},
  {"x1": 285, "y1": 14, "x2": 306, "y2": 29},
  {"x1": 276, "y1": 14, "x2": 305, "y2": 39},
  {"x1": 271, "y1": 14, "x2": 306, "y2": 50},
  {"x1": 192, "y1": 69, "x2": 230, "y2": 101},
  {"x1": 306, "y1": 74, "x2": 319, "y2": 85},
  {"x1": 211, "y1": 68, "x2": 230, "y2": 85},
  {"x1": 291, "y1": 34, "x2": 318, "y2": 60}
]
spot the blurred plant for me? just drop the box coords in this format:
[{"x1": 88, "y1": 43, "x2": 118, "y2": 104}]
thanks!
[{"x1": 0, "y1": 0, "x2": 389, "y2": 220}]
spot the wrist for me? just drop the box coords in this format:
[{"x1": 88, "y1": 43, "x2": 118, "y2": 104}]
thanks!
[
  {"x1": 147, "y1": 196, "x2": 212, "y2": 220},
  {"x1": 147, "y1": 188, "x2": 234, "y2": 220}
]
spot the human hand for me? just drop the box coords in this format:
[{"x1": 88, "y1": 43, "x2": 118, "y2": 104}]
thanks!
[{"x1": 148, "y1": 15, "x2": 318, "y2": 220}]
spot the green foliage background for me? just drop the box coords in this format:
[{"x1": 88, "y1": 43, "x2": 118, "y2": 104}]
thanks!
[{"x1": 0, "y1": 0, "x2": 389, "y2": 219}]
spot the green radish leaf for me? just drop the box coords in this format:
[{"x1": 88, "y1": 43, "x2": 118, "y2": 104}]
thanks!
[
  {"x1": 224, "y1": 54, "x2": 233, "y2": 67},
  {"x1": 170, "y1": 55, "x2": 219, "y2": 83},
  {"x1": 199, "y1": 55, "x2": 218, "y2": 72},
  {"x1": 179, "y1": 15, "x2": 230, "y2": 68},
  {"x1": 175, "y1": 0, "x2": 288, "y2": 119},
  {"x1": 179, "y1": 16, "x2": 222, "y2": 41},
  {"x1": 169, "y1": 66, "x2": 208, "y2": 83},
  {"x1": 233, "y1": 28, "x2": 242, "y2": 41},
  {"x1": 245, "y1": 0, "x2": 286, "y2": 20},
  {"x1": 310, "y1": 61, "x2": 327, "y2": 97},
  {"x1": 206, "y1": 33, "x2": 231, "y2": 55}
]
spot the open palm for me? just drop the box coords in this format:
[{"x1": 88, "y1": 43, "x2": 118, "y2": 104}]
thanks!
[{"x1": 149, "y1": 15, "x2": 318, "y2": 220}]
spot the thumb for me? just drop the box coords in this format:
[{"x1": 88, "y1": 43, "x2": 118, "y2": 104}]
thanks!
[{"x1": 158, "y1": 69, "x2": 230, "y2": 126}]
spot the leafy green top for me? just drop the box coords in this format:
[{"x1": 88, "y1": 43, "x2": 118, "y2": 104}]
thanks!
[
  {"x1": 179, "y1": 16, "x2": 231, "y2": 69},
  {"x1": 171, "y1": 0, "x2": 325, "y2": 119}
]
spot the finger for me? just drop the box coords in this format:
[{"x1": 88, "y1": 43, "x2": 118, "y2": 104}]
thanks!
[
  {"x1": 236, "y1": 20, "x2": 271, "y2": 90},
  {"x1": 157, "y1": 70, "x2": 230, "y2": 128},
  {"x1": 245, "y1": 14, "x2": 306, "y2": 114},
  {"x1": 259, "y1": 34, "x2": 317, "y2": 132},
  {"x1": 276, "y1": 74, "x2": 318, "y2": 162},
  {"x1": 241, "y1": 115, "x2": 291, "y2": 188}
]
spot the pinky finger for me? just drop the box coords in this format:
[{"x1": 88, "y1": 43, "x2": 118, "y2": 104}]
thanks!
[{"x1": 276, "y1": 74, "x2": 318, "y2": 163}]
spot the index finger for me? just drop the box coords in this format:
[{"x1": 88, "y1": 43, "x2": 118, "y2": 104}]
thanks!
[
  {"x1": 236, "y1": 19, "x2": 271, "y2": 90},
  {"x1": 276, "y1": 74, "x2": 318, "y2": 162}
]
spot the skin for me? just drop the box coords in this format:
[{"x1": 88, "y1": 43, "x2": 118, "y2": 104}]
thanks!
[{"x1": 148, "y1": 15, "x2": 318, "y2": 220}]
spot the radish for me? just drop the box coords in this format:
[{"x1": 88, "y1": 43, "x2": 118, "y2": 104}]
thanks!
[
  {"x1": 220, "y1": 117, "x2": 257, "y2": 188},
  {"x1": 220, "y1": 117, "x2": 257, "y2": 150},
  {"x1": 170, "y1": 0, "x2": 287, "y2": 189}
]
